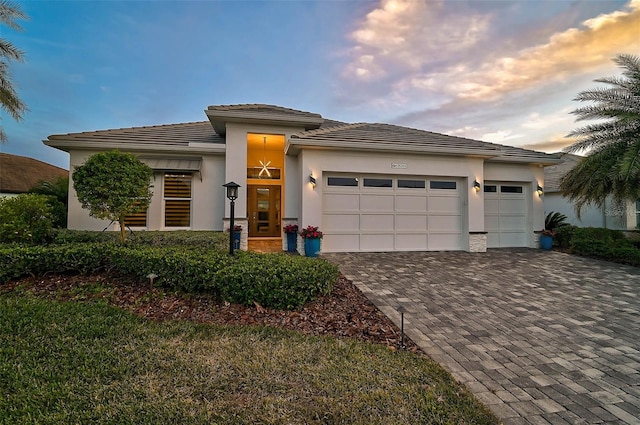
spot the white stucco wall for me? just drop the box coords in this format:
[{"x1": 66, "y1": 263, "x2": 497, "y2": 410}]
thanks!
[
  {"x1": 67, "y1": 149, "x2": 226, "y2": 231},
  {"x1": 544, "y1": 193, "x2": 634, "y2": 230}
]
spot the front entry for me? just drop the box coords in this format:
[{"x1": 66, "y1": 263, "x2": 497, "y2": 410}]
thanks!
[{"x1": 247, "y1": 185, "x2": 281, "y2": 237}]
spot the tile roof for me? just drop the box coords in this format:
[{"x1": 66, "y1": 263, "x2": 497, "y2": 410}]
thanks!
[
  {"x1": 0, "y1": 153, "x2": 68, "y2": 194},
  {"x1": 44, "y1": 103, "x2": 559, "y2": 164},
  {"x1": 543, "y1": 153, "x2": 582, "y2": 192},
  {"x1": 45, "y1": 121, "x2": 223, "y2": 152}
]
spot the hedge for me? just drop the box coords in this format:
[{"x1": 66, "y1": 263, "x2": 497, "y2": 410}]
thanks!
[
  {"x1": 0, "y1": 243, "x2": 339, "y2": 310},
  {"x1": 568, "y1": 227, "x2": 640, "y2": 267}
]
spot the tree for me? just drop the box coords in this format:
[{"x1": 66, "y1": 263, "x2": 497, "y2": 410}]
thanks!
[
  {"x1": 560, "y1": 54, "x2": 640, "y2": 217},
  {"x1": 0, "y1": 194, "x2": 54, "y2": 243},
  {"x1": 29, "y1": 176, "x2": 69, "y2": 228},
  {"x1": 73, "y1": 151, "x2": 153, "y2": 242},
  {"x1": 0, "y1": 0, "x2": 28, "y2": 142}
]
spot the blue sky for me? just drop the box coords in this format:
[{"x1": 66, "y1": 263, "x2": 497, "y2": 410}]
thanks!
[{"x1": 2, "y1": 0, "x2": 639, "y2": 170}]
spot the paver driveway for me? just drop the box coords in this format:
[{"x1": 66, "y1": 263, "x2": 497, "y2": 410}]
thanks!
[{"x1": 323, "y1": 249, "x2": 640, "y2": 425}]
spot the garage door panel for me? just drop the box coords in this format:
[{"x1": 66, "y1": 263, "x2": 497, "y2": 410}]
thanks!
[
  {"x1": 360, "y1": 233, "x2": 395, "y2": 251},
  {"x1": 500, "y1": 232, "x2": 527, "y2": 247},
  {"x1": 429, "y1": 215, "x2": 462, "y2": 231},
  {"x1": 396, "y1": 233, "x2": 428, "y2": 250},
  {"x1": 429, "y1": 196, "x2": 460, "y2": 213},
  {"x1": 324, "y1": 214, "x2": 359, "y2": 232},
  {"x1": 322, "y1": 234, "x2": 359, "y2": 252},
  {"x1": 499, "y1": 215, "x2": 526, "y2": 230},
  {"x1": 485, "y1": 199, "x2": 499, "y2": 213},
  {"x1": 500, "y1": 199, "x2": 526, "y2": 213},
  {"x1": 396, "y1": 195, "x2": 427, "y2": 212},
  {"x1": 429, "y1": 234, "x2": 461, "y2": 251},
  {"x1": 485, "y1": 215, "x2": 499, "y2": 231},
  {"x1": 361, "y1": 214, "x2": 394, "y2": 230},
  {"x1": 396, "y1": 214, "x2": 428, "y2": 231},
  {"x1": 360, "y1": 194, "x2": 394, "y2": 211},
  {"x1": 323, "y1": 194, "x2": 359, "y2": 212}
]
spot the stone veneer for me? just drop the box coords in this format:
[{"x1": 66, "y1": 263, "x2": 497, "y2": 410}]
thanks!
[{"x1": 469, "y1": 232, "x2": 487, "y2": 253}]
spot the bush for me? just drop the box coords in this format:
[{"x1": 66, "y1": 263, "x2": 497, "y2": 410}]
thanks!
[
  {"x1": 0, "y1": 194, "x2": 55, "y2": 243},
  {"x1": 554, "y1": 225, "x2": 576, "y2": 249},
  {"x1": 0, "y1": 243, "x2": 339, "y2": 310},
  {"x1": 569, "y1": 227, "x2": 640, "y2": 267},
  {"x1": 50, "y1": 229, "x2": 229, "y2": 250}
]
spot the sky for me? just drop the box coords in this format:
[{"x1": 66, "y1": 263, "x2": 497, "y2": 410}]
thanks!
[{"x1": 1, "y1": 0, "x2": 639, "y2": 170}]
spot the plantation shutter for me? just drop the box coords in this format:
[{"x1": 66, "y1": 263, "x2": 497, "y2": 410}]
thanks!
[{"x1": 164, "y1": 173, "x2": 192, "y2": 227}]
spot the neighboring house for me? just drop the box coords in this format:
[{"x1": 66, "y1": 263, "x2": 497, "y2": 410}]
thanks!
[
  {"x1": 44, "y1": 104, "x2": 560, "y2": 253},
  {"x1": 0, "y1": 153, "x2": 68, "y2": 198},
  {"x1": 544, "y1": 153, "x2": 637, "y2": 230}
]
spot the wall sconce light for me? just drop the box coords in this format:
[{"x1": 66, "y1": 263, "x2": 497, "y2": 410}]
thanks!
[
  {"x1": 537, "y1": 184, "x2": 543, "y2": 196},
  {"x1": 473, "y1": 179, "x2": 481, "y2": 192},
  {"x1": 309, "y1": 174, "x2": 316, "y2": 188}
]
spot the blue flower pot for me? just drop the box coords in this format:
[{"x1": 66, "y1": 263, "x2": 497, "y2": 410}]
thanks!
[
  {"x1": 540, "y1": 234, "x2": 553, "y2": 250},
  {"x1": 233, "y1": 232, "x2": 241, "y2": 250},
  {"x1": 286, "y1": 232, "x2": 297, "y2": 252},
  {"x1": 304, "y1": 238, "x2": 321, "y2": 258}
]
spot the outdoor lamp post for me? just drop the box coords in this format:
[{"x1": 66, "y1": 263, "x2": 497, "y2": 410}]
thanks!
[{"x1": 223, "y1": 181, "x2": 241, "y2": 256}]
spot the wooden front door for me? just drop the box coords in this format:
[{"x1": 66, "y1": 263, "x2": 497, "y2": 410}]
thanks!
[{"x1": 248, "y1": 185, "x2": 281, "y2": 237}]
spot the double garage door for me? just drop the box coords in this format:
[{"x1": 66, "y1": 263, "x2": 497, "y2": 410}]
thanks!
[
  {"x1": 322, "y1": 175, "x2": 462, "y2": 252},
  {"x1": 484, "y1": 182, "x2": 529, "y2": 248}
]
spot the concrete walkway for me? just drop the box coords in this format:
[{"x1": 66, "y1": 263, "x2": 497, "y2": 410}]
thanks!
[{"x1": 323, "y1": 249, "x2": 640, "y2": 425}]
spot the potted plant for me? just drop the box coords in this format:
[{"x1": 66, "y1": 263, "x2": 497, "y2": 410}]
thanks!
[
  {"x1": 300, "y1": 225, "x2": 323, "y2": 258},
  {"x1": 539, "y1": 228, "x2": 555, "y2": 250},
  {"x1": 283, "y1": 224, "x2": 299, "y2": 252},
  {"x1": 232, "y1": 224, "x2": 242, "y2": 250}
]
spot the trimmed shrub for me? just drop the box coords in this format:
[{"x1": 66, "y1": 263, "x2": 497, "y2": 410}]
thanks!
[
  {"x1": 569, "y1": 227, "x2": 640, "y2": 267},
  {"x1": 50, "y1": 229, "x2": 228, "y2": 250},
  {"x1": 215, "y1": 252, "x2": 339, "y2": 310},
  {"x1": 0, "y1": 194, "x2": 55, "y2": 243},
  {"x1": 554, "y1": 225, "x2": 576, "y2": 250},
  {"x1": 0, "y1": 243, "x2": 339, "y2": 310}
]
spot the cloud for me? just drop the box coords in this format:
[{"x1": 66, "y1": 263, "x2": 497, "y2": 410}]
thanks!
[
  {"x1": 521, "y1": 135, "x2": 578, "y2": 153},
  {"x1": 342, "y1": 0, "x2": 490, "y2": 82}
]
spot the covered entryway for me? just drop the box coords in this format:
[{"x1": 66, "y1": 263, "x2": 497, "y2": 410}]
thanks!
[
  {"x1": 322, "y1": 174, "x2": 462, "y2": 252},
  {"x1": 484, "y1": 182, "x2": 528, "y2": 247}
]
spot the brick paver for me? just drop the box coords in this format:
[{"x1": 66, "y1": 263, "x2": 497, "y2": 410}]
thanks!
[{"x1": 323, "y1": 249, "x2": 640, "y2": 425}]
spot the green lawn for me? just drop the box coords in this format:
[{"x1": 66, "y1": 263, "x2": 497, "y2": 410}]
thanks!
[{"x1": 0, "y1": 292, "x2": 497, "y2": 424}]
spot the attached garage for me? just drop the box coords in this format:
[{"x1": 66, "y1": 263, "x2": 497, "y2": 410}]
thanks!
[
  {"x1": 322, "y1": 174, "x2": 463, "y2": 252},
  {"x1": 484, "y1": 182, "x2": 529, "y2": 248}
]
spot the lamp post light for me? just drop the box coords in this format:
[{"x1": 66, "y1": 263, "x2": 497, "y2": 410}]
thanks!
[{"x1": 223, "y1": 181, "x2": 241, "y2": 256}]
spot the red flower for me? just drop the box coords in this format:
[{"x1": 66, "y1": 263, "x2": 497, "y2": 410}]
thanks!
[{"x1": 300, "y1": 225, "x2": 323, "y2": 239}]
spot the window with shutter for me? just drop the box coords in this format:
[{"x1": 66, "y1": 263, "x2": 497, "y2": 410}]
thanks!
[{"x1": 164, "y1": 173, "x2": 192, "y2": 227}]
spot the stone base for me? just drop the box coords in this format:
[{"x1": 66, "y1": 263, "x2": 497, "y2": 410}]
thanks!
[
  {"x1": 469, "y1": 233, "x2": 487, "y2": 253},
  {"x1": 223, "y1": 218, "x2": 248, "y2": 251}
]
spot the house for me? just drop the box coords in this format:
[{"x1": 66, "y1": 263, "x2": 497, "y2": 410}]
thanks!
[
  {"x1": 0, "y1": 153, "x2": 68, "y2": 198},
  {"x1": 544, "y1": 153, "x2": 638, "y2": 230},
  {"x1": 44, "y1": 104, "x2": 560, "y2": 253}
]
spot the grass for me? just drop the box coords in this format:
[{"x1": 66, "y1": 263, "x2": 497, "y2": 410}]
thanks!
[{"x1": 0, "y1": 292, "x2": 497, "y2": 424}]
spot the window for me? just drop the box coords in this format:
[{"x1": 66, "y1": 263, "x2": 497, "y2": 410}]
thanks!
[
  {"x1": 398, "y1": 179, "x2": 425, "y2": 189},
  {"x1": 484, "y1": 185, "x2": 497, "y2": 193},
  {"x1": 363, "y1": 178, "x2": 393, "y2": 188},
  {"x1": 430, "y1": 181, "x2": 457, "y2": 190},
  {"x1": 327, "y1": 177, "x2": 358, "y2": 187},
  {"x1": 164, "y1": 173, "x2": 192, "y2": 227},
  {"x1": 500, "y1": 185, "x2": 523, "y2": 193},
  {"x1": 124, "y1": 204, "x2": 148, "y2": 228}
]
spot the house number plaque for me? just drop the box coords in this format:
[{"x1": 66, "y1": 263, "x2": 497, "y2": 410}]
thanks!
[{"x1": 391, "y1": 163, "x2": 407, "y2": 169}]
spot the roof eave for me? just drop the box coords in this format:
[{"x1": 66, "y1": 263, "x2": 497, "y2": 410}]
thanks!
[
  {"x1": 486, "y1": 156, "x2": 563, "y2": 166},
  {"x1": 43, "y1": 139, "x2": 226, "y2": 155},
  {"x1": 206, "y1": 110, "x2": 324, "y2": 135}
]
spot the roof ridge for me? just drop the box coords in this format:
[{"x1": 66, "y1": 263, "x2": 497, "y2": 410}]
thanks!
[{"x1": 206, "y1": 103, "x2": 321, "y2": 117}]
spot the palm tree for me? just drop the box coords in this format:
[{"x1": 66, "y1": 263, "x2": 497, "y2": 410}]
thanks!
[
  {"x1": 0, "y1": 0, "x2": 28, "y2": 142},
  {"x1": 560, "y1": 54, "x2": 640, "y2": 216}
]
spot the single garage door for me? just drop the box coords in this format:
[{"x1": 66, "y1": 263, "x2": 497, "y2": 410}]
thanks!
[
  {"x1": 322, "y1": 175, "x2": 462, "y2": 252},
  {"x1": 484, "y1": 182, "x2": 528, "y2": 248}
]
